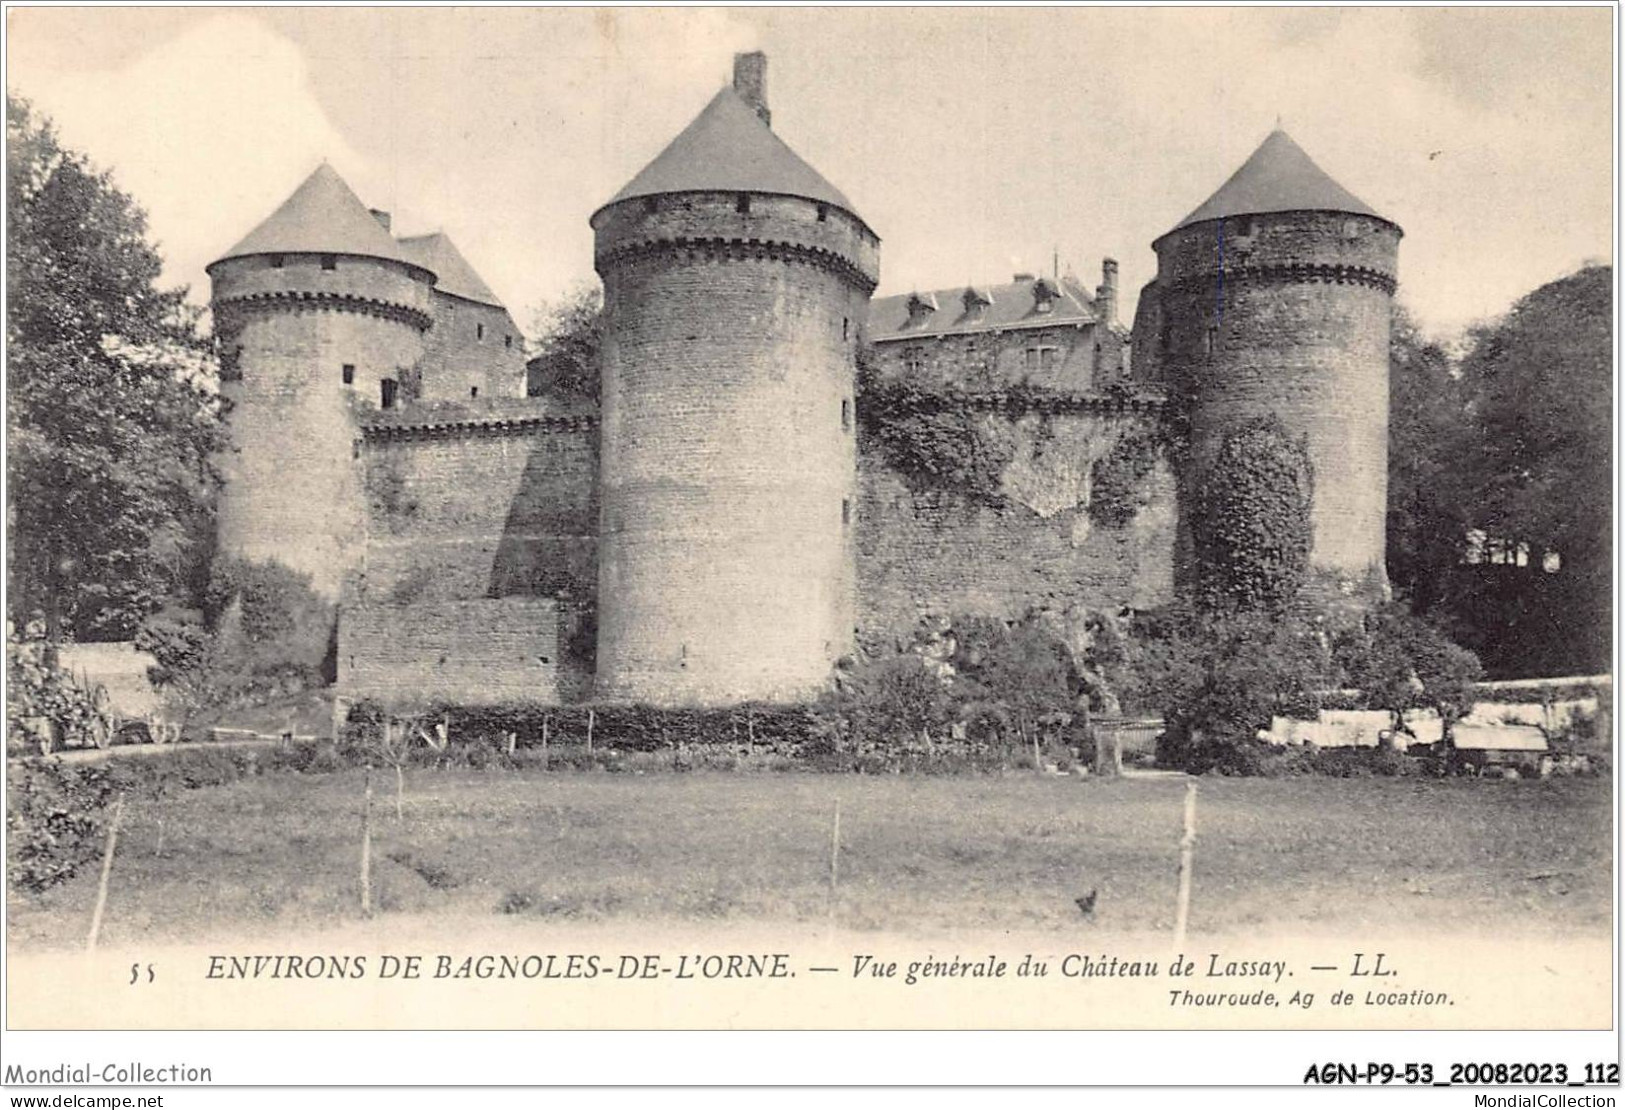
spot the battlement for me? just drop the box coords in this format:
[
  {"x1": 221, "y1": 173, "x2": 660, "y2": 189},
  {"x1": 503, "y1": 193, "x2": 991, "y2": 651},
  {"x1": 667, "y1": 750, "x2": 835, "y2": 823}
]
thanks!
[{"x1": 593, "y1": 193, "x2": 879, "y2": 292}]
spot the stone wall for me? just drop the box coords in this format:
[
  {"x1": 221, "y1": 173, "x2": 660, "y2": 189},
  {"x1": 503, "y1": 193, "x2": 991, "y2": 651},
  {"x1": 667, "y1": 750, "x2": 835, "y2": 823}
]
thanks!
[
  {"x1": 417, "y1": 291, "x2": 528, "y2": 402},
  {"x1": 357, "y1": 413, "x2": 597, "y2": 608},
  {"x1": 871, "y1": 320, "x2": 1128, "y2": 393},
  {"x1": 338, "y1": 598, "x2": 566, "y2": 706},
  {"x1": 855, "y1": 404, "x2": 1176, "y2": 646}
]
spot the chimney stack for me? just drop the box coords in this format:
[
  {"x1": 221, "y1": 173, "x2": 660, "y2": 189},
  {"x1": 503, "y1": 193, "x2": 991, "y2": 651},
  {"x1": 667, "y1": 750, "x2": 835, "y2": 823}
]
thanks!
[
  {"x1": 1096, "y1": 257, "x2": 1119, "y2": 325},
  {"x1": 733, "y1": 52, "x2": 770, "y2": 127},
  {"x1": 369, "y1": 209, "x2": 392, "y2": 232}
]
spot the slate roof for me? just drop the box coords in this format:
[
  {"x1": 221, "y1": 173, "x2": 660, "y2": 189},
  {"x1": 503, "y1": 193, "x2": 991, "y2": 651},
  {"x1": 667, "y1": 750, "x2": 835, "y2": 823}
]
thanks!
[
  {"x1": 1173, "y1": 129, "x2": 1386, "y2": 231},
  {"x1": 867, "y1": 276, "x2": 1096, "y2": 341},
  {"x1": 397, "y1": 232, "x2": 504, "y2": 308},
  {"x1": 600, "y1": 85, "x2": 862, "y2": 223},
  {"x1": 212, "y1": 164, "x2": 419, "y2": 270}
]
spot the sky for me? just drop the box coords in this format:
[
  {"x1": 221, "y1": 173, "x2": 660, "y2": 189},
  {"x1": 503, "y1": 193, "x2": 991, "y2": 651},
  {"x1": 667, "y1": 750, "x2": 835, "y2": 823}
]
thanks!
[{"x1": 6, "y1": 6, "x2": 1614, "y2": 339}]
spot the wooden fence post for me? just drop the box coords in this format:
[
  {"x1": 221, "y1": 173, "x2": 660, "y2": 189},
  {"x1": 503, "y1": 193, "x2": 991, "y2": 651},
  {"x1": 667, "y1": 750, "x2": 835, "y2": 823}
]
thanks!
[
  {"x1": 360, "y1": 768, "x2": 374, "y2": 919},
  {"x1": 828, "y1": 798, "x2": 842, "y2": 931},
  {"x1": 1173, "y1": 781, "x2": 1198, "y2": 950},
  {"x1": 86, "y1": 794, "x2": 126, "y2": 952}
]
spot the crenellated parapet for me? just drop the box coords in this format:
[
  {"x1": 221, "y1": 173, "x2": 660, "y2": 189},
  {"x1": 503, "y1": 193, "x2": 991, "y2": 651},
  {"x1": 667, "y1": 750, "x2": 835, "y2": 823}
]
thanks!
[{"x1": 593, "y1": 192, "x2": 879, "y2": 293}]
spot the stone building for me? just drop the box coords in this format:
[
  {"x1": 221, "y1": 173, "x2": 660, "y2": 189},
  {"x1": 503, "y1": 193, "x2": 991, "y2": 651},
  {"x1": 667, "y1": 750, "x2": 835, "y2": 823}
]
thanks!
[
  {"x1": 1132, "y1": 129, "x2": 1401, "y2": 592},
  {"x1": 867, "y1": 264, "x2": 1129, "y2": 392},
  {"x1": 207, "y1": 164, "x2": 525, "y2": 599},
  {"x1": 590, "y1": 53, "x2": 879, "y2": 705},
  {"x1": 209, "y1": 54, "x2": 1398, "y2": 708}
]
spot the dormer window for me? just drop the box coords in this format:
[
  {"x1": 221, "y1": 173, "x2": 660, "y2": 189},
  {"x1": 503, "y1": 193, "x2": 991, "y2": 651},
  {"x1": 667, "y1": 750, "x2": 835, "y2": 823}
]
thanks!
[
  {"x1": 1032, "y1": 277, "x2": 1059, "y2": 315},
  {"x1": 962, "y1": 287, "x2": 992, "y2": 315},
  {"x1": 905, "y1": 292, "x2": 938, "y2": 326}
]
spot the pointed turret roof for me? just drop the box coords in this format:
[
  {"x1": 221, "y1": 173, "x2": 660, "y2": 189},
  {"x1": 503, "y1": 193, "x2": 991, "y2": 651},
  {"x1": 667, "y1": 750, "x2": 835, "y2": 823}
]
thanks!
[
  {"x1": 1173, "y1": 130, "x2": 1386, "y2": 230},
  {"x1": 211, "y1": 164, "x2": 418, "y2": 269},
  {"x1": 599, "y1": 85, "x2": 861, "y2": 223},
  {"x1": 397, "y1": 232, "x2": 504, "y2": 308}
]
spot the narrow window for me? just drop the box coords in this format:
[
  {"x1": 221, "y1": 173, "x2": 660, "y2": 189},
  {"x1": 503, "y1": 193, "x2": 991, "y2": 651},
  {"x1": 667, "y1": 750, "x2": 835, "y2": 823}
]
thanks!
[
  {"x1": 841, "y1": 398, "x2": 851, "y2": 432},
  {"x1": 504, "y1": 335, "x2": 513, "y2": 349},
  {"x1": 269, "y1": 254, "x2": 285, "y2": 269},
  {"x1": 841, "y1": 498, "x2": 851, "y2": 525},
  {"x1": 341, "y1": 363, "x2": 355, "y2": 385},
  {"x1": 320, "y1": 254, "x2": 337, "y2": 271},
  {"x1": 381, "y1": 378, "x2": 397, "y2": 410},
  {"x1": 470, "y1": 386, "x2": 479, "y2": 399},
  {"x1": 842, "y1": 317, "x2": 849, "y2": 340},
  {"x1": 643, "y1": 196, "x2": 658, "y2": 215},
  {"x1": 477, "y1": 323, "x2": 485, "y2": 341},
  {"x1": 1205, "y1": 325, "x2": 1218, "y2": 359},
  {"x1": 736, "y1": 193, "x2": 751, "y2": 214},
  {"x1": 816, "y1": 203, "x2": 829, "y2": 223}
]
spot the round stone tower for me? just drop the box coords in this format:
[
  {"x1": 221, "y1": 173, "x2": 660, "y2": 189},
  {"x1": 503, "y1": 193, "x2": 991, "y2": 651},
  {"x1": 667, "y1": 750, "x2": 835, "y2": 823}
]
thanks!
[
  {"x1": 207, "y1": 165, "x2": 436, "y2": 597},
  {"x1": 1147, "y1": 130, "x2": 1402, "y2": 592},
  {"x1": 591, "y1": 53, "x2": 880, "y2": 705}
]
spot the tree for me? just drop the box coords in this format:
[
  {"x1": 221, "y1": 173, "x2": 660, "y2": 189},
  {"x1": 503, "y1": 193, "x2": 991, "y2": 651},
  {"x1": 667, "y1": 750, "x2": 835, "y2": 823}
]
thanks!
[
  {"x1": 7, "y1": 97, "x2": 224, "y2": 642},
  {"x1": 1386, "y1": 303, "x2": 1472, "y2": 613},
  {"x1": 525, "y1": 283, "x2": 602, "y2": 403},
  {"x1": 1453, "y1": 265, "x2": 1611, "y2": 673}
]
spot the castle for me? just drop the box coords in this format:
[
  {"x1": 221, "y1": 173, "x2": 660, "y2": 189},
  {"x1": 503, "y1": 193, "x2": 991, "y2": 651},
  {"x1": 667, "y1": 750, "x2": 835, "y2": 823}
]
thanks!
[{"x1": 207, "y1": 53, "x2": 1401, "y2": 709}]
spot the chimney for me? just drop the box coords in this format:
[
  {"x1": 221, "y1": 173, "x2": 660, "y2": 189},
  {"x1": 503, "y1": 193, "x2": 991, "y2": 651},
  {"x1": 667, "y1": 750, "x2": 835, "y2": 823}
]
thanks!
[
  {"x1": 1012, "y1": 272, "x2": 1036, "y2": 283},
  {"x1": 734, "y1": 52, "x2": 770, "y2": 127},
  {"x1": 369, "y1": 209, "x2": 392, "y2": 232},
  {"x1": 1096, "y1": 257, "x2": 1118, "y2": 325}
]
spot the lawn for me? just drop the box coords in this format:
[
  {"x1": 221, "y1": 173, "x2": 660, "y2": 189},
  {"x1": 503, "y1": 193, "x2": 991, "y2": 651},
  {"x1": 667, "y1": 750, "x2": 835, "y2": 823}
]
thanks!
[{"x1": 5, "y1": 768, "x2": 1612, "y2": 950}]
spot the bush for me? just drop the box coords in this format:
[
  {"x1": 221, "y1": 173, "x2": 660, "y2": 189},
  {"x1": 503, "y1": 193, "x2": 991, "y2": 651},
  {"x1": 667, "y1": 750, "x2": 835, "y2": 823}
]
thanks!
[
  {"x1": 6, "y1": 745, "x2": 280, "y2": 893},
  {"x1": 151, "y1": 558, "x2": 338, "y2": 728},
  {"x1": 6, "y1": 622, "x2": 104, "y2": 754},
  {"x1": 1140, "y1": 605, "x2": 1336, "y2": 773},
  {"x1": 1331, "y1": 602, "x2": 1482, "y2": 729}
]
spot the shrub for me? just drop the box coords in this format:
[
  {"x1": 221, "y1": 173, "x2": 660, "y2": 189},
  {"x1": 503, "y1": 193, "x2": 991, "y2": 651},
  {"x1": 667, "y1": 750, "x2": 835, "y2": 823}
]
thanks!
[
  {"x1": 1141, "y1": 605, "x2": 1336, "y2": 773},
  {"x1": 6, "y1": 623, "x2": 104, "y2": 754},
  {"x1": 1331, "y1": 602, "x2": 1483, "y2": 728},
  {"x1": 6, "y1": 745, "x2": 277, "y2": 893}
]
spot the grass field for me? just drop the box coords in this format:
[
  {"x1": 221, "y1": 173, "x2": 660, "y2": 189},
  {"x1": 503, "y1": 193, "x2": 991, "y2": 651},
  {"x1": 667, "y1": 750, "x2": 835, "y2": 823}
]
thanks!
[{"x1": 6, "y1": 769, "x2": 1612, "y2": 950}]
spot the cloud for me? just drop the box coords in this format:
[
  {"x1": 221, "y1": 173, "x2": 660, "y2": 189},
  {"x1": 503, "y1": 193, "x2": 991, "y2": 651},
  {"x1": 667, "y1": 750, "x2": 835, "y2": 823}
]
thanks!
[{"x1": 9, "y1": 12, "x2": 372, "y2": 303}]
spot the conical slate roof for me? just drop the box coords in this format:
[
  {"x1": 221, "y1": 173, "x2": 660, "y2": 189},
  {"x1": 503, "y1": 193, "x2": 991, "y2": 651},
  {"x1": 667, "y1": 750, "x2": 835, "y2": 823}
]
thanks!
[
  {"x1": 397, "y1": 232, "x2": 503, "y2": 308},
  {"x1": 212, "y1": 164, "x2": 417, "y2": 269},
  {"x1": 1174, "y1": 130, "x2": 1385, "y2": 230},
  {"x1": 600, "y1": 85, "x2": 860, "y2": 221}
]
